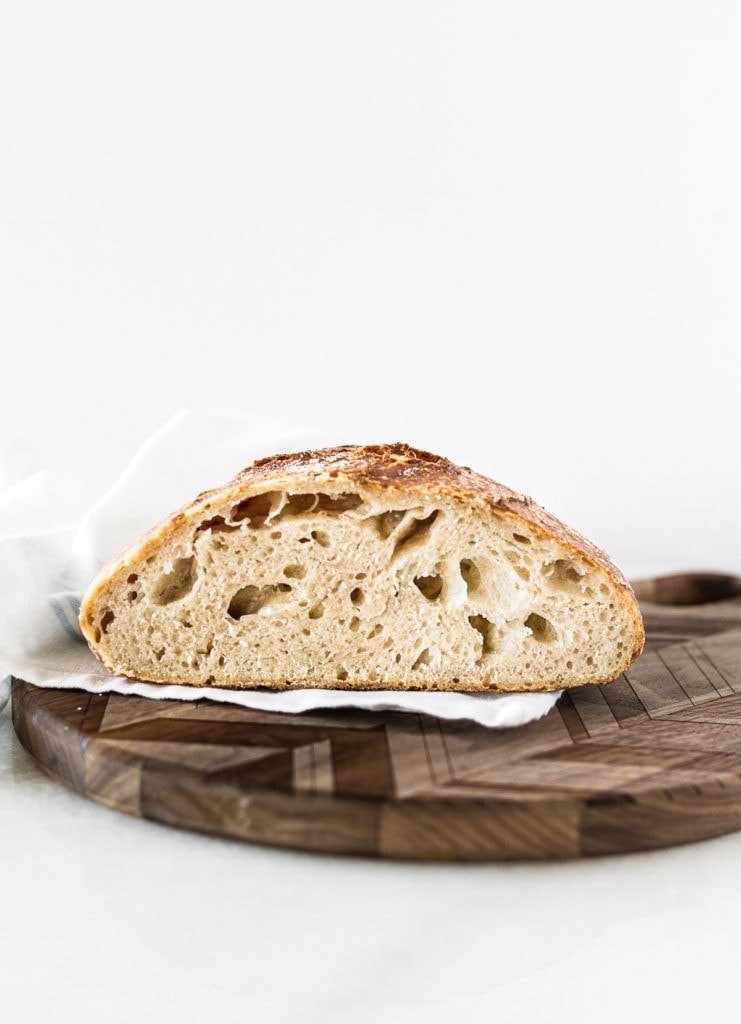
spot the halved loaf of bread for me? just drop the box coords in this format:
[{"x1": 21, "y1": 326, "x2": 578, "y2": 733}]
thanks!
[{"x1": 79, "y1": 443, "x2": 644, "y2": 693}]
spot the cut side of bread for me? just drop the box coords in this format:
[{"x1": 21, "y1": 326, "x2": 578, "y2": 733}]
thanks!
[{"x1": 79, "y1": 444, "x2": 644, "y2": 693}]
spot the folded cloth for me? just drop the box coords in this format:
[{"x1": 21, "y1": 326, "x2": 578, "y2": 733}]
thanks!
[{"x1": 0, "y1": 411, "x2": 561, "y2": 727}]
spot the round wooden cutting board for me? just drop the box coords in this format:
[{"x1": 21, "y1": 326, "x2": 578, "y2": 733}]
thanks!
[{"x1": 11, "y1": 572, "x2": 741, "y2": 860}]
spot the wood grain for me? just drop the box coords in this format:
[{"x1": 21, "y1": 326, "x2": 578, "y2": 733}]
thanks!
[{"x1": 12, "y1": 572, "x2": 741, "y2": 860}]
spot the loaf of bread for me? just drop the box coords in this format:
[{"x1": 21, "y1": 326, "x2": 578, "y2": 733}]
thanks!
[{"x1": 79, "y1": 443, "x2": 644, "y2": 693}]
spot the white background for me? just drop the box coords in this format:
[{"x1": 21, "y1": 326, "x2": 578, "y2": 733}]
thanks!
[{"x1": 1, "y1": 3, "x2": 740, "y2": 1022}]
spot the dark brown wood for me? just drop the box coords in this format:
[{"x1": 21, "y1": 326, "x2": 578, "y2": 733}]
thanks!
[{"x1": 12, "y1": 572, "x2": 741, "y2": 860}]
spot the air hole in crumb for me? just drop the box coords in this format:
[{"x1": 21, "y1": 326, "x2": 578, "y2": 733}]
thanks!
[
  {"x1": 394, "y1": 652, "x2": 402, "y2": 664},
  {"x1": 525, "y1": 612, "x2": 557, "y2": 643},
  {"x1": 543, "y1": 559, "x2": 584, "y2": 590},
  {"x1": 566, "y1": 660, "x2": 573, "y2": 670},
  {"x1": 413, "y1": 574, "x2": 443, "y2": 601},
  {"x1": 371, "y1": 509, "x2": 407, "y2": 539},
  {"x1": 283, "y1": 493, "x2": 318, "y2": 516},
  {"x1": 127, "y1": 573, "x2": 138, "y2": 584},
  {"x1": 513, "y1": 533, "x2": 531, "y2": 544},
  {"x1": 196, "y1": 515, "x2": 240, "y2": 534},
  {"x1": 235, "y1": 491, "x2": 363, "y2": 526},
  {"x1": 459, "y1": 559, "x2": 482, "y2": 598},
  {"x1": 287, "y1": 492, "x2": 362, "y2": 516},
  {"x1": 228, "y1": 583, "x2": 291, "y2": 618},
  {"x1": 155, "y1": 648, "x2": 165, "y2": 661},
  {"x1": 336, "y1": 668, "x2": 349, "y2": 681},
  {"x1": 367, "y1": 623, "x2": 383, "y2": 638},
  {"x1": 230, "y1": 491, "x2": 283, "y2": 526},
  {"x1": 308, "y1": 602, "x2": 325, "y2": 620},
  {"x1": 412, "y1": 648, "x2": 431, "y2": 670},
  {"x1": 311, "y1": 530, "x2": 330, "y2": 547},
  {"x1": 127, "y1": 591, "x2": 138, "y2": 602},
  {"x1": 350, "y1": 587, "x2": 364, "y2": 607},
  {"x1": 392, "y1": 510, "x2": 439, "y2": 558},
  {"x1": 355, "y1": 572, "x2": 367, "y2": 580},
  {"x1": 468, "y1": 615, "x2": 496, "y2": 654},
  {"x1": 349, "y1": 616, "x2": 360, "y2": 632},
  {"x1": 504, "y1": 549, "x2": 530, "y2": 580},
  {"x1": 228, "y1": 586, "x2": 262, "y2": 618},
  {"x1": 283, "y1": 564, "x2": 306, "y2": 579},
  {"x1": 100, "y1": 610, "x2": 115, "y2": 634},
  {"x1": 316, "y1": 493, "x2": 363, "y2": 514},
  {"x1": 153, "y1": 557, "x2": 197, "y2": 605}
]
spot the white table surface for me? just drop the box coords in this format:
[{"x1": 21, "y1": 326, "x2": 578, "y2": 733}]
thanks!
[{"x1": 2, "y1": 3, "x2": 741, "y2": 1021}]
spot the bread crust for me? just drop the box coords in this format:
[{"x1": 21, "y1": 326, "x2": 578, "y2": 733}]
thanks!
[{"x1": 79, "y1": 443, "x2": 645, "y2": 685}]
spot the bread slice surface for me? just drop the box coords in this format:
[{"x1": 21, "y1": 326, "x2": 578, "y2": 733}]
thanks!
[{"x1": 79, "y1": 443, "x2": 644, "y2": 692}]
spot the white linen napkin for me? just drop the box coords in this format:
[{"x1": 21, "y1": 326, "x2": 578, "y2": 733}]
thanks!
[{"x1": 0, "y1": 411, "x2": 561, "y2": 727}]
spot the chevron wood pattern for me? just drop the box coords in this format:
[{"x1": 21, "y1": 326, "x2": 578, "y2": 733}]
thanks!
[{"x1": 11, "y1": 572, "x2": 741, "y2": 860}]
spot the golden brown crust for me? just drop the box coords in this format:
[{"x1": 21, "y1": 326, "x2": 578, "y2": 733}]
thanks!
[{"x1": 79, "y1": 443, "x2": 645, "y2": 682}]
